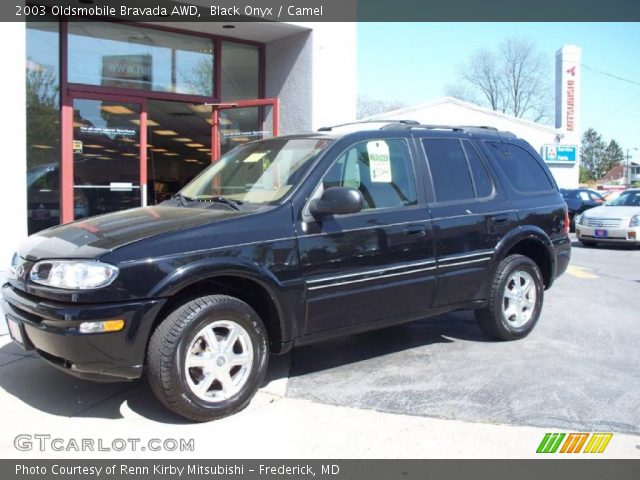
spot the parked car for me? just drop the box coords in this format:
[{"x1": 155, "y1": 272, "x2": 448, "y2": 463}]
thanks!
[
  {"x1": 3, "y1": 122, "x2": 571, "y2": 421},
  {"x1": 560, "y1": 188, "x2": 605, "y2": 231},
  {"x1": 27, "y1": 163, "x2": 89, "y2": 234},
  {"x1": 575, "y1": 189, "x2": 640, "y2": 246},
  {"x1": 602, "y1": 189, "x2": 624, "y2": 203}
]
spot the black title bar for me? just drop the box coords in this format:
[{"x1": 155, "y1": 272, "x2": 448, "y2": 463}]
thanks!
[{"x1": 3, "y1": 0, "x2": 640, "y2": 22}]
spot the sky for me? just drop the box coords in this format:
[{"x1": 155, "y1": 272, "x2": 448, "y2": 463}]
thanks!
[{"x1": 358, "y1": 23, "x2": 640, "y2": 161}]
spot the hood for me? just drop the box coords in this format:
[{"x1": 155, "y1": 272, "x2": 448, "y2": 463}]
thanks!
[
  {"x1": 18, "y1": 206, "x2": 247, "y2": 261},
  {"x1": 582, "y1": 205, "x2": 640, "y2": 220}
]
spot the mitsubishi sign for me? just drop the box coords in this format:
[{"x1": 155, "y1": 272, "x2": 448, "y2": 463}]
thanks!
[{"x1": 543, "y1": 145, "x2": 577, "y2": 163}]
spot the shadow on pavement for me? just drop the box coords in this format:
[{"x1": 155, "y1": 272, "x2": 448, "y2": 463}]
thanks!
[
  {"x1": 0, "y1": 310, "x2": 487, "y2": 423},
  {"x1": 570, "y1": 238, "x2": 639, "y2": 250},
  {"x1": 289, "y1": 310, "x2": 487, "y2": 377}
]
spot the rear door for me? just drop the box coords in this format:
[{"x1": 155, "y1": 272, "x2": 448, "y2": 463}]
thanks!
[
  {"x1": 296, "y1": 137, "x2": 436, "y2": 334},
  {"x1": 419, "y1": 136, "x2": 516, "y2": 307}
]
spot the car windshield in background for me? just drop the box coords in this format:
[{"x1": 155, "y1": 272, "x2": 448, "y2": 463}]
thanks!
[
  {"x1": 608, "y1": 191, "x2": 640, "y2": 207},
  {"x1": 180, "y1": 138, "x2": 333, "y2": 205}
]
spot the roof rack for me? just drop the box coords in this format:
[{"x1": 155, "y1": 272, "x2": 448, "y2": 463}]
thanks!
[
  {"x1": 318, "y1": 119, "x2": 419, "y2": 131},
  {"x1": 317, "y1": 120, "x2": 509, "y2": 136},
  {"x1": 383, "y1": 124, "x2": 500, "y2": 132}
]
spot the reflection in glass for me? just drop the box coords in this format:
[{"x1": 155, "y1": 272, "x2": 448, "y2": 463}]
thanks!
[
  {"x1": 72, "y1": 99, "x2": 141, "y2": 217},
  {"x1": 219, "y1": 106, "x2": 272, "y2": 157},
  {"x1": 221, "y1": 41, "x2": 259, "y2": 100},
  {"x1": 26, "y1": 22, "x2": 60, "y2": 234},
  {"x1": 68, "y1": 22, "x2": 214, "y2": 95}
]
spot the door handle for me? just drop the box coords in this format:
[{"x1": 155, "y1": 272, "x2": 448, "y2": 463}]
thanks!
[
  {"x1": 490, "y1": 214, "x2": 510, "y2": 226},
  {"x1": 404, "y1": 225, "x2": 427, "y2": 237}
]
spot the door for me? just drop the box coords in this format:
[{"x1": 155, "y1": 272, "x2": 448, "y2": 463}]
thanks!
[
  {"x1": 420, "y1": 137, "x2": 515, "y2": 307},
  {"x1": 297, "y1": 137, "x2": 436, "y2": 335},
  {"x1": 70, "y1": 97, "x2": 145, "y2": 219},
  {"x1": 211, "y1": 99, "x2": 279, "y2": 160}
]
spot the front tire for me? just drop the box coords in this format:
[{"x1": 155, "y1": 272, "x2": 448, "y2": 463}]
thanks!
[
  {"x1": 475, "y1": 254, "x2": 544, "y2": 340},
  {"x1": 147, "y1": 295, "x2": 269, "y2": 422}
]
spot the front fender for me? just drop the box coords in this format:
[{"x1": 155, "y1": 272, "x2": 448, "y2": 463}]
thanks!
[{"x1": 148, "y1": 258, "x2": 284, "y2": 298}]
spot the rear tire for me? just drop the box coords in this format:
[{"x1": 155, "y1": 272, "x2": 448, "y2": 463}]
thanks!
[
  {"x1": 147, "y1": 295, "x2": 269, "y2": 422},
  {"x1": 580, "y1": 240, "x2": 598, "y2": 247},
  {"x1": 475, "y1": 254, "x2": 544, "y2": 341}
]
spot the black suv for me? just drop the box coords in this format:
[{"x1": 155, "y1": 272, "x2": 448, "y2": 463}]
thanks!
[{"x1": 3, "y1": 122, "x2": 571, "y2": 421}]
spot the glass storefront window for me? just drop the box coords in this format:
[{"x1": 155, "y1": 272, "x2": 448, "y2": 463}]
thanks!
[
  {"x1": 221, "y1": 41, "x2": 259, "y2": 100},
  {"x1": 146, "y1": 100, "x2": 211, "y2": 205},
  {"x1": 26, "y1": 21, "x2": 60, "y2": 234},
  {"x1": 72, "y1": 99, "x2": 142, "y2": 217},
  {"x1": 68, "y1": 22, "x2": 214, "y2": 96}
]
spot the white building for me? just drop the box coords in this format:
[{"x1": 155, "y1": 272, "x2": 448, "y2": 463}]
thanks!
[{"x1": 370, "y1": 45, "x2": 583, "y2": 190}]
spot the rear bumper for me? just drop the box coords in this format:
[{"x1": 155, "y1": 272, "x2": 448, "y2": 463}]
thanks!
[
  {"x1": 552, "y1": 236, "x2": 571, "y2": 283},
  {"x1": 2, "y1": 284, "x2": 165, "y2": 382}
]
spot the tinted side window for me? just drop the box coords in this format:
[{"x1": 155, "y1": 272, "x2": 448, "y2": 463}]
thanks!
[
  {"x1": 423, "y1": 138, "x2": 474, "y2": 202},
  {"x1": 323, "y1": 139, "x2": 418, "y2": 210},
  {"x1": 486, "y1": 142, "x2": 554, "y2": 192},
  {"x1": 462, "y1": 140, "x2": 494, "y2": 198}
]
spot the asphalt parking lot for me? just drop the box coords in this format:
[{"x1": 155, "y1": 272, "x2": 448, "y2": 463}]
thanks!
[
  {"x1": 287, "y1": 235, "x2": 640, "y2": 435},
  {"x1": 0, "y1": 234, "x2": 638, "y2": 457}
]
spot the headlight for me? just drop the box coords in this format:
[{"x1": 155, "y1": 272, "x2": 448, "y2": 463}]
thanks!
[
  {"x1": 630, "y1": 215, "x2": 640, "y2": 228},
  {"x1": 575, "y1": 214, "x2": 583, "y2": 226},
  {"x1": 30, "y1": 260, "x2": 118, "y2": 290}
]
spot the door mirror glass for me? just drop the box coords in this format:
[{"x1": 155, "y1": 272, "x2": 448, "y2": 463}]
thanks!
[{"x1": 309, "y1": 187, "x2": 364, "y2": 218}]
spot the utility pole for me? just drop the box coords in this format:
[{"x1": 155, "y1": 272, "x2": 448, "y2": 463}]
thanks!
[{"x1": 626, "y1": 147, "x2": 638, "y2": 188}]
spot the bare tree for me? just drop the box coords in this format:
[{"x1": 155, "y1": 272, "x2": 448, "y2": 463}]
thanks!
[
  {"x1": 447, "y1": 36, "x2": 553, "y2": 124},
  {"x1": 357, "y1": 96, "x2": 408, "y2": 119}
]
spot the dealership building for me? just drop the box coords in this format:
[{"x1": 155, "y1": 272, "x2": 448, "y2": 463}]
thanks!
[{"x1": 2, "y1": 19, "x2": 356, "y2": 268}]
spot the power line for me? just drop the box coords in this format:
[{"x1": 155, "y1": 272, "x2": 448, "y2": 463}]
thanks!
[{"x1": 581, "y1": 64, "x2": 640, "y2": 87}]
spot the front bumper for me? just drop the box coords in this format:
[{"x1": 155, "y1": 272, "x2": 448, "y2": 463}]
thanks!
[
  {"x1": 2, "y1": 284, "x2": 165, "y2": 382},
  {"x1": 575, "y1": 225, "x2": 640, "y2": 244}
]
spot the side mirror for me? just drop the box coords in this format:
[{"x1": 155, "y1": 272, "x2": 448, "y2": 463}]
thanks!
[{"x1": 309, "y1": 187, "x2": 364, "y2": 219}]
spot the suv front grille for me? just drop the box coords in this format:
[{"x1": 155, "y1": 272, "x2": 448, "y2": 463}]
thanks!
[{"x1": 584, "y1": 217, "x2": 621, "y2": 228}]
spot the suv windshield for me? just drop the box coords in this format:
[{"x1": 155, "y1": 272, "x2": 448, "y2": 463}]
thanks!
[
  {"x1": 180, "y1": 138, "x2": 332, "y2": 205},
  {"x1": 607, "y1": 190, "x2": 640, "y2": 206}
]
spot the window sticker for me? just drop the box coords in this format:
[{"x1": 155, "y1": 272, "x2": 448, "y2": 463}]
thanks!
[
  {"x1": 243, "y1": 151, "x2": 269, "y2": 163},
  {"x1": 367, "y1": 140, "x2": 392, "y2": 183}
]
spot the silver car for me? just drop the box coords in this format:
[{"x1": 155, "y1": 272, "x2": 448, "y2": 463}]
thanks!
[{"x1": 575, "y1": 189, "x2": 640, "y2": 246}]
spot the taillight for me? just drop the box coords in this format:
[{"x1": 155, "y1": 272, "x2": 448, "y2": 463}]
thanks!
[{"x1": 563, "y1": 207, "x2": 570, "y2": 235}]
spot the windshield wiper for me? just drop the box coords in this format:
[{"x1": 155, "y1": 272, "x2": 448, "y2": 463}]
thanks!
[{"x1": 197, "y1": 195, "x2": 243, "y2": 211}]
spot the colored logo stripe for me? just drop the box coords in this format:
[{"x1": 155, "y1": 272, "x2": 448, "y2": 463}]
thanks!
[
  {"x1": 583, "y1": 433, "x2": 613, "y2": 453},
  {"x1": 537, "y1": 433, "x2": 566, "y2": 453},
  {"x1": 560, "y1": 433, "x2": 589, "y2": 453},
  {"x1": 537, "y1": 432, "x2": 613, "y2": 453}
]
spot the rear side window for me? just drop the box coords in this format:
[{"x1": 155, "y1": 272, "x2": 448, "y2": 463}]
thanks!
[
  {"x1": 486, "y1": 142, "x2": 554, "y2": 193},
  {"x1": 422, "y1": 138, "x2": 494, "y2": 202}
]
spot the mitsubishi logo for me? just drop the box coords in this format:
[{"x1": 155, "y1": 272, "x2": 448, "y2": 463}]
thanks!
[{"x1": 566, "y1": 66, "x2": 576, "y2": 77}]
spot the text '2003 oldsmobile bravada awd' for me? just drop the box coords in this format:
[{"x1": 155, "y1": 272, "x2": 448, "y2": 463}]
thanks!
[{"x1": 3, "y1": 121, "x2": 571, "y2": 421}]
